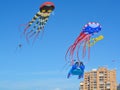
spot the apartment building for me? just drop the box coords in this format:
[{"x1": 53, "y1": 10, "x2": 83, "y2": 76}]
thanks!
[{"x1": 80, "y1": 67, "x2": 117, "y2": 90}]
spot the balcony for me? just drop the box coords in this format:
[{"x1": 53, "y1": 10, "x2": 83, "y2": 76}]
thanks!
[
  {"x1": 99, "y1": 73, "x2": 104, "y2": 76},
  {"x1": 99, "y1": 81, "x2": 104, "y2": 84},
  {"x1": 106, "y1": 86, "x2": 110, "y2": 89},
  {"x1": 106, "y1": 82, "x2": 110, "y2": 89}
]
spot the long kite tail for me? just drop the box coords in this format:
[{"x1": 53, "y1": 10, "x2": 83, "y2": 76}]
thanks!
[
  {"x1": 65, "y1": 33, "x2": 86, "y2": 61},
  {"x1": 70, "y1": 33, "x2": 88, "y2": 60},
  {"x1": 65, "y1": 32, "x2": 86, "y2": 60},
  {"x1": 65, "y1": 32, "x2": 88, "y2": 64},
  {"x1": 87, "y1": 35, "x2": 91, "y2": 59},
  {"x1": 82, "y1": 35, "x2": 91, "y2": 59},
  {"x1": 76, "y1": 34, "x2": 90, "y2": 61},
  {"x1": 26, "y1": 30, "x2": 34, "y2": 43}
]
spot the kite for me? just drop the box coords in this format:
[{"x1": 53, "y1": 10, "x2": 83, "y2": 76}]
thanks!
[
  {"x1": 15, "y1": 43, "x2": 22, "y2": 52},
  {"x1": 65, "y1": 22, "x2": 102, "y2": 64},
  {"x1": 18, "y1": 44, "x2": 22, "y2": 48},
  {"x1": 23, "y1": 2, "x2": 55, "y2": 42},
  {"x1": 67, "y1": 61, "x2": 85, "y2": 79},
  {"x1": 89, "y1": 35, "x2": 104, "y2": 47}
]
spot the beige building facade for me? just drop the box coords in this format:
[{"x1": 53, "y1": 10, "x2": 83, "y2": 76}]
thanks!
[{"x1": 80, "y1": 67, "x2": 117, "y2": 90}]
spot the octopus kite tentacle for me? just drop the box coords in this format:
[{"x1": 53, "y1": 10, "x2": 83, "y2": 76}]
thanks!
[
  {"x1": 66, "y1": 33, "x2": 91, "y2": 65},
  {"x1": 24, "y1": 11, "x2": 42, "y2": 34}
]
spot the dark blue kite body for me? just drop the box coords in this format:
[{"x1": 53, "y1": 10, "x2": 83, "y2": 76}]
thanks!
[{"x1": 67, "y1": 62, "x2": 85, "y2": 79}]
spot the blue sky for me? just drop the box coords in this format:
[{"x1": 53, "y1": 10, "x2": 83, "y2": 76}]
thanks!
[{"x1": 0, "y1": 0, "x2": 120, "y2": 90}]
